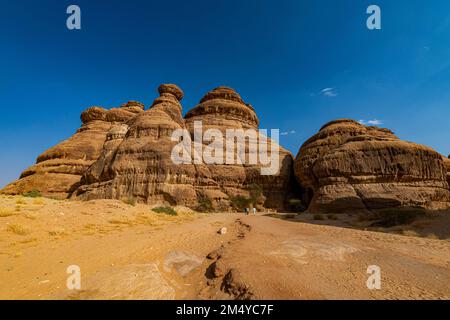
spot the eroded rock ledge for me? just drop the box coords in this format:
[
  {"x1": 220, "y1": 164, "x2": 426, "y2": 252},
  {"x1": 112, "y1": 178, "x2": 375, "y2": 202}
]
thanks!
[{"x1": 294, "y1": 119, "x2": 450, "y2": 213}]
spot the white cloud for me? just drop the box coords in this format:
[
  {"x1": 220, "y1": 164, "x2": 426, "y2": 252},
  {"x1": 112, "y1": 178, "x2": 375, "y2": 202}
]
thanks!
[
  {"x1": 359, "y1": 119, "x2": 383, "y2": 126},
  {"x1": 280, "y1": 130, "x2": 296, "y2": 136},
  {"x1": 320, "y1": 87, "x2": 338, "y2": 97}
]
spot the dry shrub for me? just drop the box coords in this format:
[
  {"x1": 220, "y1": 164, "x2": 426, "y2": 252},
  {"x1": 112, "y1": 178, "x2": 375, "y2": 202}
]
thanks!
[
  {"x1": 121, "y1": 197, "x2": 137, "y2": 206},
  {"x1": 108, "y1": 218, "x2": 134, "y2": 225},
  {"x1": 401, "y1": 230, "x2": 420, "y2": 237},
  {"x1": 48, "y1": 229, "x2": 68, "y2": 237},
  {"x1": 15, "y1": 198, "x2": 26, "y2": 205},
  {"x1": 313, "y1": 214, "x2": 324, "y2": 221},
  {"x1": 152, "y1": 206, "x2": 177, "y2": 216}
]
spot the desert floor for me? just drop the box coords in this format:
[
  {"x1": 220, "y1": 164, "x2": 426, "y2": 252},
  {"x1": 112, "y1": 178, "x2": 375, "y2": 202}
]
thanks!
[{"x1": 0, "y1": 195, "x2": 449, "y2": 300}]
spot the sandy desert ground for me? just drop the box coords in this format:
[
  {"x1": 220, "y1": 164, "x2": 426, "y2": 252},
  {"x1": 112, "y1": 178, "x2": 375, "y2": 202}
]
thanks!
[{"x1": 0, "y1": 195, "x2": 449, "y2": 300}]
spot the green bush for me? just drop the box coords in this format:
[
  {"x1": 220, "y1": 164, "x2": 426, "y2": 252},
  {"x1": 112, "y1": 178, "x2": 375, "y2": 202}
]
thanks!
[
  {"x1": 152, "y1": 206, "x2": 177, "y2": 216},
  {"x1": 121, "y1": 197, "x2": 137, "y2": 206},
  {"x1": 313, "y1": 214, "x2": 324, "y2": 220},
  {"x1": 23, "y1": 190, "x2": 42, "y2": 198},
  {"x1": 327, "y1": 214, "x2": 338, "y2": 220}
]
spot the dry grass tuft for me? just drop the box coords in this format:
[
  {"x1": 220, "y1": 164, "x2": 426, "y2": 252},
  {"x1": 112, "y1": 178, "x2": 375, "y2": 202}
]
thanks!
[
  {"x1": 24, "y1": 212, "x2": 37, "y2": 220},
  {"x1": 401, "y1": 230, "x2": 420, "y2": 237},
  {"x1": 313, "y1": 214, "x2": 325, "y2": 221},
  {"x1": 7, "y1": 224, "x2": 31, "y2": 236}
]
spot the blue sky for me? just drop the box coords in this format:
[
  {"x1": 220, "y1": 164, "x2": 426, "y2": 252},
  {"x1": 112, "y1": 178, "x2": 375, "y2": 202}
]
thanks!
[{"x1": 1, "y1": 0, "x2": 450, "y2": 188}]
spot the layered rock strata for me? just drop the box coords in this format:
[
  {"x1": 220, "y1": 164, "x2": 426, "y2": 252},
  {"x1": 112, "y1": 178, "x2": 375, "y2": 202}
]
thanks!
[{"x1": 1, "y1": 102, "x2": 144, "y2": 199}]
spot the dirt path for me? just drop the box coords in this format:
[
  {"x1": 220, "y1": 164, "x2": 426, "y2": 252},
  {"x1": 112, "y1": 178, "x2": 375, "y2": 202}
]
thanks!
[{"x1": 0, "y1": 197, "x2": 449, "y2": 300}]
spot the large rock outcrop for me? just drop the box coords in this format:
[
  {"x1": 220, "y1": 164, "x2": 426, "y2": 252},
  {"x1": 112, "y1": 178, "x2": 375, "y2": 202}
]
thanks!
[
  {"x1": 444, "y1": 156, "x2": 450, "y2": 186},
  {"x1": 294, "y1": 119, "x2": 450, "y2": 213},
  {"x1": 184, "y1": 86, "x2": 297, "y2": 209},
  {"x1": 73, "y1": 85, "x2": 297, "y2": 210},
  {"x1": 0, "y1": 102, "x2": 144, "y2": 199},
  {"x1": 74, "y1": 84, "x2": 200, "y2": 206}
]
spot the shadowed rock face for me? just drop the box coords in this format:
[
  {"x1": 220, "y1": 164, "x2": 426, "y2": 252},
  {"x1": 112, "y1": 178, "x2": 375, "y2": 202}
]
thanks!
[
  {"x1": 0, "y1": 102, "x2": 144, "y2": 199},
  {"x1": 294, "y1": 119, "x2": 450, "y2": 213},
  {"x1": 74, "y1": 85, "x2": 298, "y2": 210}
]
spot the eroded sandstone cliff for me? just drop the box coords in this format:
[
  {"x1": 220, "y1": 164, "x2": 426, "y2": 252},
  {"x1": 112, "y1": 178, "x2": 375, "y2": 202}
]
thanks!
[
  {"x1": 73, "y1": 85, "x2": 297, "y2": 210},
  {"x1": 294, "y1": 119, "x2": 450, "y2": 213},
  {"x1": 0, "y1": 102, "x2": 144, "y2": 199}
]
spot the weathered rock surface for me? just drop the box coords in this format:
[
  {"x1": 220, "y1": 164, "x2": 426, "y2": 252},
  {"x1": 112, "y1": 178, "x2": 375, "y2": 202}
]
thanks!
[
  {"x1": 184, "y1": 86, "x2": 297, "y2": 210},
  {"x1": 74, "y1": 85, "x2": 297, "y2": 210},
  {"x1": 294, "y1": 119, "x2": 450, "y2": 213},
  {"x1": 444, "y1": 156, "x2": 450, "y2": 186},
  {"x1": 0, "y1": 102, "x2": 144, "y2": 199}
]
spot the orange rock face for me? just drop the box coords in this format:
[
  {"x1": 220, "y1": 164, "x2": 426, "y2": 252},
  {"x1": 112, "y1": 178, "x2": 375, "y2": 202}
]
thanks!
[
  {"x1": 184, "y1": 87, "x2": 297, "y2": 209},
  {"x1": 0, "y1": 102, "x2": 144, "y2": 199},
  {"x1": 294, "y1": 119, "x2": 450, "y2": 213}
]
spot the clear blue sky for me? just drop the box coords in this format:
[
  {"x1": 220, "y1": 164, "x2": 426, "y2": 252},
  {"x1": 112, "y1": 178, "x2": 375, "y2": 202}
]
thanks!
[{"x1": 1, "y1": 0, "x2": 450, "y2": 188}]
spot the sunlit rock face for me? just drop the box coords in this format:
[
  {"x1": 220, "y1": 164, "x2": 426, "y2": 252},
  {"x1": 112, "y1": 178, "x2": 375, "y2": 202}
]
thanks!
[
  {"x1": 74, "y1": 85, "x2": 298, "y2": 210},
  {"x1": 294, "y1": 119, "x2": 450, "y2": 213},
  {"x1": 444, "y1": 156, "x2": 450, "y2": 186},
  {"x1": 0, "y1": 102, "x2": 144, "y2": 199},
  {"x1": 184, "y1": 86, "x2": 298, "y2": 210}
]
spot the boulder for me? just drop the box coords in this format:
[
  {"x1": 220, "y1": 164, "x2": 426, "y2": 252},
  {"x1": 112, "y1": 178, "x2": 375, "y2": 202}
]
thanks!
[{"x1": 294, "y1": 119, "x2": 450, "y2": 213}]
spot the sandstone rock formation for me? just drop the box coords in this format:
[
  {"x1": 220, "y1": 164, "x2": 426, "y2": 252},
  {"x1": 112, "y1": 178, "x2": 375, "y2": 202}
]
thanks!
[
  {"x1": 0, "y1": 102, "x2": 144, "y2": 199},
  {"x1": 74, "y1": 84, "x2": 200, "y2": 206},
  {"x1": 73, "y1": 85, "x2": 297, "y2": 210},
  {"x1": 184, "y1": 86, "x2": 296, "y2": 209},
  {"x1": 294, "y1": 119, "x2": 450, "y2": 213},
  {"x1": 444, "y1": 156, "x2": 450, "y2": 186}
]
